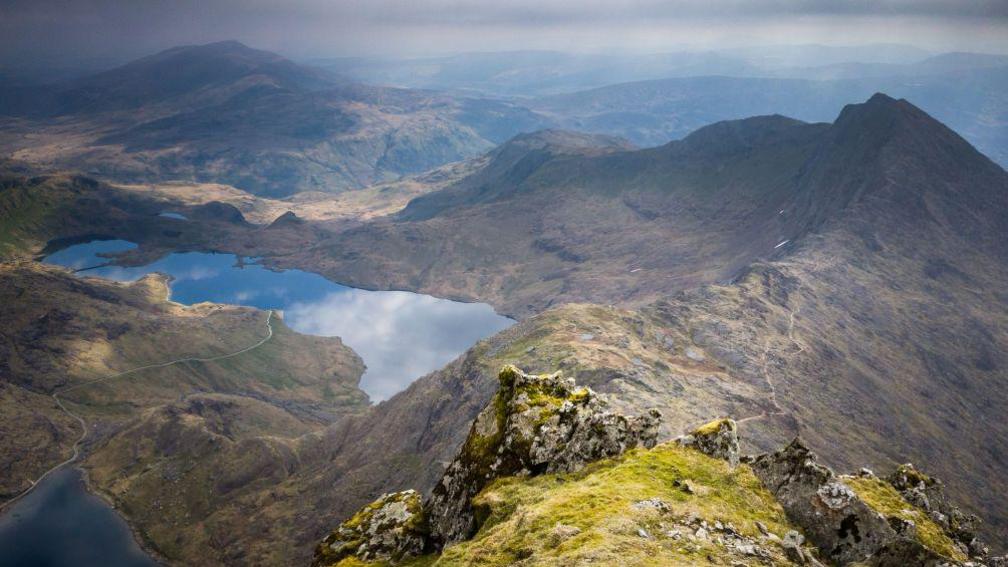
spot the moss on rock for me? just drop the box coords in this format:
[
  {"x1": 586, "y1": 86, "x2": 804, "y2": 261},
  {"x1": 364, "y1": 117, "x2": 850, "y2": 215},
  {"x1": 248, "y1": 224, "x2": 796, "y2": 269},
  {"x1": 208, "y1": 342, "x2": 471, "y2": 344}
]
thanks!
[
  {"x1": 676, "y1": 418, "x2": 740, "y2": 467},
  {"x1": 314, "y1": 490, "x2": 428, "y2": 567},
  {"x1": 436, "y1": 442, "x2": 816, "y2": 566},
  {"x1": 426, "y1": 365, "x2": 661, "y2": 546},
  {"x1": 844, "y1": 475, "x2": 967, "y2": 562}
]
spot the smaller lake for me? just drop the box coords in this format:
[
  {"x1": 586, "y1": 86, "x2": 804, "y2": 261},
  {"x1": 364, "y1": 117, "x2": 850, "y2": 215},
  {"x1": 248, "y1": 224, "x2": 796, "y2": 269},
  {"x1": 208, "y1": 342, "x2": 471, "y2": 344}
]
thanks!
[
  {"x1": 0, "y1": 469, "x2": 157, "y2": 567},
  {"x1": 157, "y1": 212, "x2": 188, "y2": 221},
  {"x1": 44, "y1": 240, "x2": 514, "y2": 402}
]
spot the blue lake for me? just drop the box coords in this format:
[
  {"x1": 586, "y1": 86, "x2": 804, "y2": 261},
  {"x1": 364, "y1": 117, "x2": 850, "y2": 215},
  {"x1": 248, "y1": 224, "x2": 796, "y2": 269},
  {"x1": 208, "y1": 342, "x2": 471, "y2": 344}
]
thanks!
[
  {"x1": 0, "y1": 469, "x2": 157, "y2": 567},
  {"x1": 43, "y1": 239, "x2": 514, "y2": 402}
]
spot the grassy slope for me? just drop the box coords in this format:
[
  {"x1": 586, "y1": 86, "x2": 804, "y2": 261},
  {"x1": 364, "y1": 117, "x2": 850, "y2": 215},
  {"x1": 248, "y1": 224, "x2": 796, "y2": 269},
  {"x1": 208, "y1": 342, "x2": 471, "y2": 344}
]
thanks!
[
  {"x1": 436, "y1": 443, "x2": 810, "y2": 566},
  {"x1": 0, "y1": 261, "x2": 369, "y2": 550},
  {"x1": 323, "y1": 442, "x2": 817, "y2": 567}
]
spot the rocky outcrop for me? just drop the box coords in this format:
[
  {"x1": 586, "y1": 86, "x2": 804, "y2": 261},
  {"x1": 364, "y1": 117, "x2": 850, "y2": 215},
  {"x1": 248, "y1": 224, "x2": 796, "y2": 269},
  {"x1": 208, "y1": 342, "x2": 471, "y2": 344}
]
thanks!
[
  {"x1": 750, "y1": 439, "x2": 896, "y2": 564},
  {"x1": 313, "y1": 365, "x2": 661, "y2": 566},
  {"x1": 675, "y1": 417, "x2": 739, "y2": 467},
  {"x1": 750, "y1": 438, "x2": 998, "y2": 566},
  {"x1": 188, "y1": 201, "x2": 247, "y2": 224},
  {"x1": 312, "y1": 490, "x2": 427, "y2": 566},
  {"x1": 887, "y1": 463, "x2": 988, "y2": 559},
  {"x1": 313, "y1": 366, "x2": 1001, "y2": 567},
  {"x1": 426, "y1": 364, "x2": 661, "y2": 546},
  {"x1": 267, "y1": 210, "x2": 304, "y2": 228}
]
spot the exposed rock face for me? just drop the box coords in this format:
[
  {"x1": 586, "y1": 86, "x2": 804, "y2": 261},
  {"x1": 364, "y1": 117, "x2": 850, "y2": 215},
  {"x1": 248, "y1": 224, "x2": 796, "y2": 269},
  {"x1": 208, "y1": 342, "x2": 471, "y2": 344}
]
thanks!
[
  {"x1": 750, "y1": 439, "x2": 898, "y2": 564},
  {"x1": 887, "y1": 463, "x2": 987, "y2": 559},
  {"x1": 312, "y1": 490, "x2": 427, "y2": 566},
  {"x1": 750, "y1": 439, "x2": 1000, "y2": 566},
  {"x1": 426, "y1": 364, "x2": 662, "y2": 546},
  {"x1": 676, "y1": 418, "x2": 740, "y2": 467}
]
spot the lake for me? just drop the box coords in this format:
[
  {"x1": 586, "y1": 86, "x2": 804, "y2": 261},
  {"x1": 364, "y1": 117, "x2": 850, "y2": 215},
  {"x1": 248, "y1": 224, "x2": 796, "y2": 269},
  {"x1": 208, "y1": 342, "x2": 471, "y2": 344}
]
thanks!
[
  {"x1": 43, "y1": 239, "x2": 514, "y2": 401},
  {"x1": 0, "y1": 469, "x2": 157, "y2": 567},
  {"x1": 3, "y1": 238, "x2": 515, "y2": 567}
]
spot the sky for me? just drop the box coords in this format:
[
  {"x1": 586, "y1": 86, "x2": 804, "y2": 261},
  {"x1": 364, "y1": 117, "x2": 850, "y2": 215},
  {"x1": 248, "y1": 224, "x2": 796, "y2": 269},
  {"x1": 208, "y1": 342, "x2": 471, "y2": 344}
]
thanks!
[{"x1": 1, "y1": 0, "x2": 1007, "y2": 65}]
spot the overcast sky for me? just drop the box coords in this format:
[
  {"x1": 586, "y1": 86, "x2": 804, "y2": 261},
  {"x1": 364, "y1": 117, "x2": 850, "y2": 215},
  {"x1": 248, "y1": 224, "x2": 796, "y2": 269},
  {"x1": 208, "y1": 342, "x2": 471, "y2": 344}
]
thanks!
[{"x1": 2, "y1": 0, "x2": 1006, "y2": 65}]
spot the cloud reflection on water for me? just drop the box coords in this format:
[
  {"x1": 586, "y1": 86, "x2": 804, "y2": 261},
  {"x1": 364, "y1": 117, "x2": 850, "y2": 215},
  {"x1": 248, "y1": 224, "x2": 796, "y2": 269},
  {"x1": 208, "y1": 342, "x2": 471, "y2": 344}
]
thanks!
[
  {"x1": 44, "y1": 240, "x2": 514, "y2": 401},
  {"x1": 285, "y1": 290, "x2": 512, "y2": 401}
]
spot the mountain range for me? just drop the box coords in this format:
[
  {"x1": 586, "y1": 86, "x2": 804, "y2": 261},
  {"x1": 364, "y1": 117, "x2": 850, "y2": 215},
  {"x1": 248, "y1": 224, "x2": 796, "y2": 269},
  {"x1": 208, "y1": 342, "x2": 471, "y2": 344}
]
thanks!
[
  {"x1": 0, "y1": 37, "x2": 1007, "y2": 565},
  {"x1": 1, "y1": 41, "x2": 1006, "y2": 202},
  {"x1": 2, "y1": 90, "x2": 1005, "y2": 564},
  {"x1": 0, "y1": 41, "x2": 544, "y2": 197},
  {"x1": 287, "y1": 93, "x2": 1008, "y2": 558}
]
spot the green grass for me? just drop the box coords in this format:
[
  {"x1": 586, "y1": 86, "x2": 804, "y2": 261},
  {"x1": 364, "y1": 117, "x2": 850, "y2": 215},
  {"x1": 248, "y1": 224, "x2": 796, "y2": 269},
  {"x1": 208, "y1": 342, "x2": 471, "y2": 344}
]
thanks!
[
  {"x1": 845, "y1": 476, "x2": 966, "y2": 562},
  {"x1": 430, "y1": 442, "x2": 803, "y2": 566},
  {"x1": 692, "y1": 418, "x2": 734, "y2": 436}
]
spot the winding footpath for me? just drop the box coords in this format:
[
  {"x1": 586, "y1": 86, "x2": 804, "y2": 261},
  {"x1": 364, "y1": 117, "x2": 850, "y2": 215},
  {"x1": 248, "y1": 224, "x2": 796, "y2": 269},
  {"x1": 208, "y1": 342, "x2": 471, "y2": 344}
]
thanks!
[
  {"x1": 0, "y1": 310, "x2": 275, "y2": 513},
  {"x1": 737, "y1": 279, "x2": 805, "y2": 426}
]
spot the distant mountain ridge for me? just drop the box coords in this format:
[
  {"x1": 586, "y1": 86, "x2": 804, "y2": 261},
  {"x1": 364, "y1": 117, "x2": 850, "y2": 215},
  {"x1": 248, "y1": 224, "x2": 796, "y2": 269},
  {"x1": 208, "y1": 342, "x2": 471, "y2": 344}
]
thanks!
[
  {"x1": 44, "y1": 40, "x2": 341, "y2": 116},
  {"x1": 529, "y1": 67, "x2": 1008, "y2": 167},
  {"x1": 0, "y1": 41, "x2": 548, "y2": 197}
]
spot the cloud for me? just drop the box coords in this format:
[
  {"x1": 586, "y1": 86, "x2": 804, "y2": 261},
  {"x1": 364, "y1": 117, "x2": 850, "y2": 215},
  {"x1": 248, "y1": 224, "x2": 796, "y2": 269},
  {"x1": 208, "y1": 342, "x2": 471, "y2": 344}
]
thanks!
[{"x1": 1, "y1": 0, "x2": 1006, "y2": 64}]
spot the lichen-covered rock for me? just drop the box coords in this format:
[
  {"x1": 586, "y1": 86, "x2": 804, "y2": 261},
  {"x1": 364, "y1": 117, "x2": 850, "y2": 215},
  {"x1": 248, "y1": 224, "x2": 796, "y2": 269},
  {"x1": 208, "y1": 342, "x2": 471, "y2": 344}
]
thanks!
[
  {"x1": 887, "y1": 463, "x2": 986, "y2": 559},
  {"x1": 312, "y1": 490, "x2": 427, "y2": 566},
  {"x1": 750, "y1": 439, "x2": 1001, "y2": 566},
  {"x1": 750, "y1": 438, "x2": 897, "y2": 564},
  {"x1": 676, "y1": 418, "x2": 739, "y2": 467},
  {"x1": 426, "y1": 364, "x2": 661, "y2": 547}
]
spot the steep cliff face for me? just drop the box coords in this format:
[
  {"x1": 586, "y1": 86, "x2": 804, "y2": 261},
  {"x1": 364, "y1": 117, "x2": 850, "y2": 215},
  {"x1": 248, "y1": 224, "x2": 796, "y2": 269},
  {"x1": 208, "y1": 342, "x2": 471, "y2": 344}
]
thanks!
[{"x1": 313, "y1": 366, "x2": 1003, "y2": 567}]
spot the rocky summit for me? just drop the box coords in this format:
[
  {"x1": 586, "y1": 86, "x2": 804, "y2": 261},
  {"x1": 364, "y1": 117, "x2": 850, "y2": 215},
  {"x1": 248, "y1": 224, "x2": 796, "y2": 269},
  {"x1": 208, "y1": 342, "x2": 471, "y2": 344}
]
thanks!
[
  {"x1": 427, "y1": 365, "x2": 662, "y2": 547},
  {"x1": 313, "y1": 365, "x2": 1005, "y2": 567},
  {"x1": 313, "y1": 365, "x2": 662, "y2": 565}
]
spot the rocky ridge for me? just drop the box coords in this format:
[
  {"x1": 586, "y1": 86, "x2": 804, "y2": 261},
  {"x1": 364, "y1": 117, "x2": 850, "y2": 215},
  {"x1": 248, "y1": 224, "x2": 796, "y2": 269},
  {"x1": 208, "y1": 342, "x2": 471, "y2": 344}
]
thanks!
[
  {"x1": 314, "y1": 366, "x2": 1005, "y2": 567},
  {"x1": 313, "y1": 365, "x2": 661, "y2": 565}
]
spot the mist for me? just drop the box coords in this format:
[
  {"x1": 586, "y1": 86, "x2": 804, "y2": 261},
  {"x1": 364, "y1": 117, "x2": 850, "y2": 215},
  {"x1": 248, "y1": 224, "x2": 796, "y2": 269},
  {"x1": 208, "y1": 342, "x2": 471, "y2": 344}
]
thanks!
[{"x1": 2, "y1": 0, "x2": 1006, "y2": 67}]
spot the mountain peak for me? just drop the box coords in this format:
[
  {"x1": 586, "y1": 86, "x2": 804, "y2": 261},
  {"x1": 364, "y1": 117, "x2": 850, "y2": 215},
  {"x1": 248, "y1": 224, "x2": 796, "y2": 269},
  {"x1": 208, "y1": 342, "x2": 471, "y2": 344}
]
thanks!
[
  {"x1": 829, "y1": 92, "x2": 991, "y2": 168},
  {"x1": 46, "y1": 41, "x2": 335, "y2": 115},
  {"x1": 399, "y1": 129, "x2": 634, "y2": 221},
  {"x1": 147, "y1": 40, "x2": 282, "y2": 65},
  {"x1": 835, "y1": 91, "x2": 922, "y2": 128}
]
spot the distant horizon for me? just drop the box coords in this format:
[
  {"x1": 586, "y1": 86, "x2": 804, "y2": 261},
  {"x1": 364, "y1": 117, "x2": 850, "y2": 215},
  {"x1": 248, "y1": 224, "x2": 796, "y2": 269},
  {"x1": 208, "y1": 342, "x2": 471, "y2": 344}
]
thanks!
[
  {"x1": 4, "y1": 38, "x2": 1007, "y2": 75},
  {"x1": 2, "y1": 0, "x2": 1006, "y2": 67}
]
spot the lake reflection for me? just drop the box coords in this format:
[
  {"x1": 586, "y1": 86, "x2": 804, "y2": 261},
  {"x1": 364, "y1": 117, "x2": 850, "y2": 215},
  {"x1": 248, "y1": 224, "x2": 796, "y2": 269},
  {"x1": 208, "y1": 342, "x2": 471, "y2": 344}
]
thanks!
[
  {"x1": 0, "y1": 468, "x2": 156, "y2": 567},
  {"x1": 44, "y1": 239, "x2": 514, "y2": 401}
]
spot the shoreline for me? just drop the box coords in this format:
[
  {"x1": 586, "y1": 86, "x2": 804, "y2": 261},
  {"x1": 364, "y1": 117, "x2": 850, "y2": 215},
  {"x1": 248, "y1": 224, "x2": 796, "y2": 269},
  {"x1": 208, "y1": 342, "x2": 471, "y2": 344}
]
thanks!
[{"x1": 78, "y1": 463, "x2": 172, "y2": 566}]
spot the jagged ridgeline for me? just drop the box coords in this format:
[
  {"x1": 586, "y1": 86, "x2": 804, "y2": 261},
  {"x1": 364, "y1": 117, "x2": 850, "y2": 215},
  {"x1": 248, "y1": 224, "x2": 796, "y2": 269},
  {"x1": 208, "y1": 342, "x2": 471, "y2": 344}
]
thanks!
[{"x1": 313, "y1": 366, "x2": 1003, "y2": 567}]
